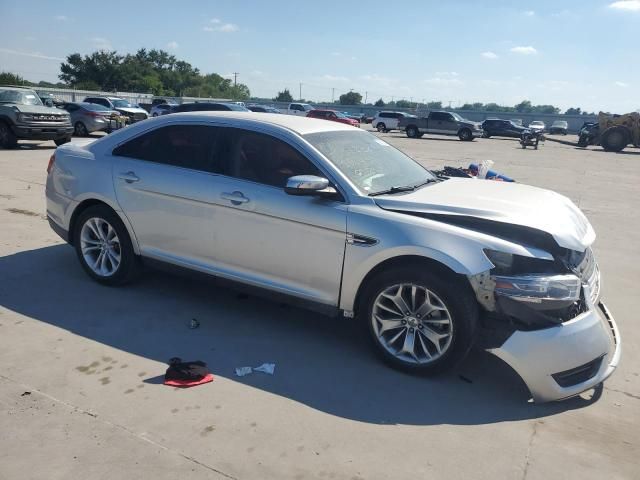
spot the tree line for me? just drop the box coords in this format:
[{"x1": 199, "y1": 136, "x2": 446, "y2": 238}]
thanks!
[
  {"x1": 0, "y1": 49, "x2": 251, "y2": 99},
  {"x1": 272, "y1": 89, "x2": 592, "y2": 115}
]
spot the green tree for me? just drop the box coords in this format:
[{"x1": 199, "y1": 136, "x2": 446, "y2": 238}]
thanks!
[
  {"x1": 395, "y1": 99, "x2": 411, "y2": 108},
  {"x1": 426, "y1": 101, "x2": 443, "y2": 110},
  {"x1": 0, "y1": 72, "x2": 31, "y2": 86},
  {"x1": 533, "y1": 104, "x2": 560, "y2": 114},
  {"x1": 514, "y1": 100, "x2": 533, "y2": 113},
  {"x1": 339, "y1": 91, "x2": 362, "y2": 105},
  {"x1": 58, "y1": 48, "x2": 250, "y2": 98},
  {"x1": 565, "y1": 107, "x2": 582, "y2": 115},
  {"x1": 274, "y1": 89, "x2": 294, "y2": 102},
  {"x1": 374, "y1": 98, "x2": 385, "y2": 107}
]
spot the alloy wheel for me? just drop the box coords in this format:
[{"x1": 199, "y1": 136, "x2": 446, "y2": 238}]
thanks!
[
  {"x1": 80, "y1": 217, "x2": 122, "y2": 277},
  {"x1": 372, "y1": 283, "x2": 453, "y2": 364}
]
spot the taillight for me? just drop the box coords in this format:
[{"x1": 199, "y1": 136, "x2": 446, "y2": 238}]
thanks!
[
  {"x1": 87, "y1": 111, "x2": 100, "y2": 117},
  {"x1": 47, "y1": 154, "x2": 55, "y2": 174}
]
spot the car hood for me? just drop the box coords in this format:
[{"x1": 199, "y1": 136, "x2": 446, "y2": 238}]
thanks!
[
  {"x1": 13, "y1": 105, "x2": 68, "y2": 115},
  {"x1": 116, "y1": 107, "x2": 148, "y2": 115},
  {"x1": 374, "y1": 178, "x2": 595, "y2": 251}
]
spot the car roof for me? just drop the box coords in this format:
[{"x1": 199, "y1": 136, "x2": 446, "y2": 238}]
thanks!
[
  {"x1": 158, "y1": 111, "x2": 356, "y2": 134},
  {"x1": 0, "y1": 85, "x2": 37, "y2": 91}
]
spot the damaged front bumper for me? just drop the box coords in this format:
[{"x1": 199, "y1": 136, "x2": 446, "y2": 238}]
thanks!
[{"x1": 488, "y1": 289, "x2": 621, "y2": 402}]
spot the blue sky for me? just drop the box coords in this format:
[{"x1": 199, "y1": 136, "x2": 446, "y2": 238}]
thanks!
[{"x1": 0, "y1": 0, "x2": 638, "y2": 112}]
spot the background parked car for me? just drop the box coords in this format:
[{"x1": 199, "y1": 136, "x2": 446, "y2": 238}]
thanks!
[
  {"x1": 0, "y1": 86, "x2": 73, "y2": 147},
  {"x1": 62, "y1": 102, "x2": 124, "y2": 136},
  {"x1": 481, "y1": 118, "x2": 527, "y2": 138},
  {"x1": 372, "y1": 111, "x2": 412, "y2": 132},
  {"x1": 307, "y1": 109, "x2": 360, "y2": 127},
  {"x1": 282, "y1": 103, "x2": 314, "y2": 116},
  {"x1": 150, "y1": 104, "x2": 175, "y2": 117},
  {"x1": 528, "y1": 120, "x2": 546, "y2": 133},
  {"x1": 83, "y1": 96, "x2": 149, "y2": 123},
  {"x1": 170, "y1": 102, "x2": 250, "y2": 113},
  {"x1": 37, "y1": 92, "x2": 65, "y2": 107},
  {"x1": 342, "y1": 112, "x2": 365, "y2": 122},
  {"x1": 549, "y1": 120, "x2": 569, "y2": 135},
  {"x1": 400, "y1": 111, "x2": 482, "y2": 141},
  {"x1": 247, "y1": 105, "x2": 281, "y2": 113}
]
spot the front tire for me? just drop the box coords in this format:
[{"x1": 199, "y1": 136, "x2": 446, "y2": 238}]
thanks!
[
  {"x1": 458, "y1": 128, "x2": 472, "y2": 141},
  {"x1": 362, "y1": 267, "x2": 478, "y2": 374},
  {"x1": 54, "y1": 136, "x2": 71, "y2": 146},
  {"x1": 406, "y1": 125, "x2": 419, "y2": 138},
  {"x1": 376, "y1": 122, "x2": 387, "y2": 133},
  {"x1": 0, "y1": 122, "x2": 17, "y2": 149},
  {"x1": 73, "y1": 205, "x2": 139, "y2": 286},
  {"x1": 74, "y1": 122, "x2": 88, "y2": 137}
]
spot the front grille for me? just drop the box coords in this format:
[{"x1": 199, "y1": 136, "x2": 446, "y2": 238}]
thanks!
[
  {"x1": 31, "y1": 115, "x2": 66, "y2": 122},
  {"x1": 573, "y1": 248, "x2": 600, "y2": 304},
  {"x1": 552, "y1": 355, "x2": 604, "y2": 388}
]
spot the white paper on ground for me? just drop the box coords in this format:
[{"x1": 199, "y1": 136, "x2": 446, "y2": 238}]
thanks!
[
  {"x1": 254, "y1": 363, "x2": 276, "y2": 375},
  {"x1": 235, "y1": 366, "x2": 253, "y2": 377}
]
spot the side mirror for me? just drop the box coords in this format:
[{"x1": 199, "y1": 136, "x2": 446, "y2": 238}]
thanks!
[{"x1": 285, "y1": 175, "x2": 336, "y2": 197}]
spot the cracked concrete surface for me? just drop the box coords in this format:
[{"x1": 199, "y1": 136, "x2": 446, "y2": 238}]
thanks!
[{"x1": 1, "y1": 133, "x2": 639, "y2": 479}]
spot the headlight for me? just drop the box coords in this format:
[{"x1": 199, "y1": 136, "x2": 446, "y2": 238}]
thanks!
[
  {"x1": 18, "y1": 113, "x2": 35, "y2": 122},
  {"x1": 492, "y1": 274, "x2": 581, "y2": 304},
  {"x1": 484, "y1": 249, "x2": 581, "y2": 309}
]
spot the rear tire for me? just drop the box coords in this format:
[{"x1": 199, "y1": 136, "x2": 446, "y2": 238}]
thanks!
[
  {"x1": 377, "y1": 123, "x2": 387, "y2": 133},
  {"x1": 361, "y1": 266, "x2": 478, "y2": 375},
  {"x1": 73, "y1": 204, "x2": 140, "y2": 286},
  {"x1": 0, "y1": 122, "x2": 18, "y2": 149},
  {"x1": 601, "y1": 126, "x2": 629, "y2": 152}
]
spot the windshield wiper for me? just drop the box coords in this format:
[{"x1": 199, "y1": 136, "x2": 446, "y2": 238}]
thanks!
[{"x1": 369, "y1": 179, "x2": 438, "y2": 197}]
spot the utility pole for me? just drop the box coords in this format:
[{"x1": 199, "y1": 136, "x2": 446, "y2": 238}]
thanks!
[
  {"x1": 447, "y1": 100, "x2": 453, "y2": 108},
  {"x1": 364, "y1": 91, "x2": 368, "y2": 104},
  {"x1": 299, "y1": 82, "x2": 303, "y2": 101},
  {"x1": 232, "y1": 72, "x2": 239, "y2": 86},
  {"x1": 331, "y1": 88, "x2": 335, "y2": 103}
]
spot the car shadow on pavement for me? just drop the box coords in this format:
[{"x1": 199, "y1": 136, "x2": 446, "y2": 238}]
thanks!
[
  {"x1": 0, "y1": 245, "x2": 601, "y2": 426},
  {"x1": 16, "y1": 143, "x2": 57, "y2": 150}
]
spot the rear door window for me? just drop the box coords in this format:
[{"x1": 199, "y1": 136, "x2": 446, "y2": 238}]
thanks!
[{"x1": 113, "y1": 125, "x2": 221, "y2": 173}]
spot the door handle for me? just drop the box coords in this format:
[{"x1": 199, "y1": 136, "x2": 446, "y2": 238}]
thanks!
[
  {"x1": 221, "y1": 191, "x2": 250, "y2": 205},
  {"x1": 118, "y1": 171, "x2": 140, "y2": 183}
]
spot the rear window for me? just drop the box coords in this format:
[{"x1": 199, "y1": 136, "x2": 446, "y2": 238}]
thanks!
[{"x1": 83, "y1": 103, "x2": 112, "y2": 111}]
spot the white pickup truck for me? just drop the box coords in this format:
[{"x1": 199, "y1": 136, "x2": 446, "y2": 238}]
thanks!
[{"x1": 281, "y1": 103, "x2": 314, "y2": 116}]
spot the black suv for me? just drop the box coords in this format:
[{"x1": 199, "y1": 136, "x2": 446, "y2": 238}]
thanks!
[
  {"x1": 481, "y1": 118, "x2": 527, "y2": 138},
  {"x1": 0, "y1": 86, "x2": 73, "y2": 148}
]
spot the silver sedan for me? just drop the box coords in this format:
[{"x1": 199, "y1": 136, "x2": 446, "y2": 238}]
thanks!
[{"x1": 45, "y1": 112, "x2": 620, "y2": 402}]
